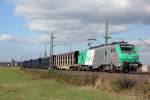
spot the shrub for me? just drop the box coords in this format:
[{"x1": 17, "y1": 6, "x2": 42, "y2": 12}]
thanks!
[{"x1": 113, "y1": 77, "x2": 137, "y2": 92}]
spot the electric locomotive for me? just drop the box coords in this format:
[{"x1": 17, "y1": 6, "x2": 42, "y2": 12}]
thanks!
[{"x1": 77, "y1": 41, "x2": 142, "y2": 72}]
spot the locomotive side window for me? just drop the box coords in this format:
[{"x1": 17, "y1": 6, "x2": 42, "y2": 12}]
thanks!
[
  {"x1": 111, "y1": 48, "x2": 115, "y2": 52},
  {"x1": 105, "y1": 50, "x2": 107, "y2": 55}
]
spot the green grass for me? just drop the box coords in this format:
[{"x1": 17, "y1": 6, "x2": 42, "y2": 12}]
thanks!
[{"x1": 0, "y1": 68, "x2": 131, "y2": 100}]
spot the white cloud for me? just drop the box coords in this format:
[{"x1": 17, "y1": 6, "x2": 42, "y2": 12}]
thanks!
[
  {"x1": 0, "y1": 34, "x2": 50, "y2": 44},
  {"x1": 112, "y1": 0, "x2": 129, "y2": 8},
  {"x1": 7, "y1": 0, "x2": 150, "y2": 43},
  {"x1": 0, "y1": 34, "x2": 16, "y2": 42},
  {"x1": 25, "y1": 34, "x2": 50, "y2": 44},
  {"x1": 130, "y1": 38, "x2": 150, "y2": 47}
]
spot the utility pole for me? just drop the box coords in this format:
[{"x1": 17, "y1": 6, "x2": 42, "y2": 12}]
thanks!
[
  {"x1": 44, "y1": 44, "x2": 47, "y2": 57},
  {"x1": 20, "y1": 51, "x2": 23, "y2": 68},
  {"x1": 49, "y1": 33, "x2": 55, "y2": 69},
  {"x1": 104, "y1": 21, "x2": 111, "y2": 45}
]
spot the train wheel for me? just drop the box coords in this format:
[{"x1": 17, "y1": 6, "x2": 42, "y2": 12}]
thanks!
[
  {"x1": 69, "y1": 66, "x2": 74, "y2": 71},
  {"x1": 98, "y1": 66, "x2": 103, "y2": 72},
  {"x1": 108, "y1": 64, "x2": 114, "y2": 73}
]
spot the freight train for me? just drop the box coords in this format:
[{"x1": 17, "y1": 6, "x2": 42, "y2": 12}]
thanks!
[{"x1": 21, "y1": 41, "x2": 142, "y2": 72}]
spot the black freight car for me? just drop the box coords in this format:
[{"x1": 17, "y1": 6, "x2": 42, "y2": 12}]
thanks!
[
  {"x1": 40, "y1": 57, "x2": 50, "y2": 69},
  {"x1": 22, "y1": 60, "x2": 31, "y2": 68}
]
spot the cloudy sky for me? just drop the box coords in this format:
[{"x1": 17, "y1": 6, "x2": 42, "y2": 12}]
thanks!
[{"x1": 0, "y1": 0, "x2": 150, "y2": 64}]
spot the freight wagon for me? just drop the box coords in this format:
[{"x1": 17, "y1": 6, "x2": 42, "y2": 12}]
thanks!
[{"x1": 53, "y1": 51, "x2": 79, "y2": 70}]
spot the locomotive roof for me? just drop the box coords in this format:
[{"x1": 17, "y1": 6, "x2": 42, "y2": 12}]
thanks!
[{"x1": 90, "y1": 41, "x2": 132, "y2": 49}]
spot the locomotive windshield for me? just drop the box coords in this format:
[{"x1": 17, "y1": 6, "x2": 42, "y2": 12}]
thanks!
[{"x1": 120, "y1": 44, "x2": 134, "y2": 52}]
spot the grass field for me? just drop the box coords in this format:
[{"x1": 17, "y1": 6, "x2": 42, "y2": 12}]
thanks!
[{"x1": 0, "y1": 68, "x2": 131, "y2": 100}]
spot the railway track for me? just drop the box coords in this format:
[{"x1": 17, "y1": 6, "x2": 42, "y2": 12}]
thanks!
[
  {"x1": 22, "y1": 68, "x2": 150, "y2": 76},
  {"x1": 22, "y1": 68, "x2": 150, "y2": 82}
]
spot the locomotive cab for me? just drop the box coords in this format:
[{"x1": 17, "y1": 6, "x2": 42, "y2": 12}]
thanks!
[{"x1": 116, "y1": 42, "x2": 142, "y2": 72}]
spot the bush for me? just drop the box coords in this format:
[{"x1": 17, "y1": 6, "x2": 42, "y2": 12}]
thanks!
[{"x1": 113, "y1": 77, "x2": 137, "y2": 92}]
